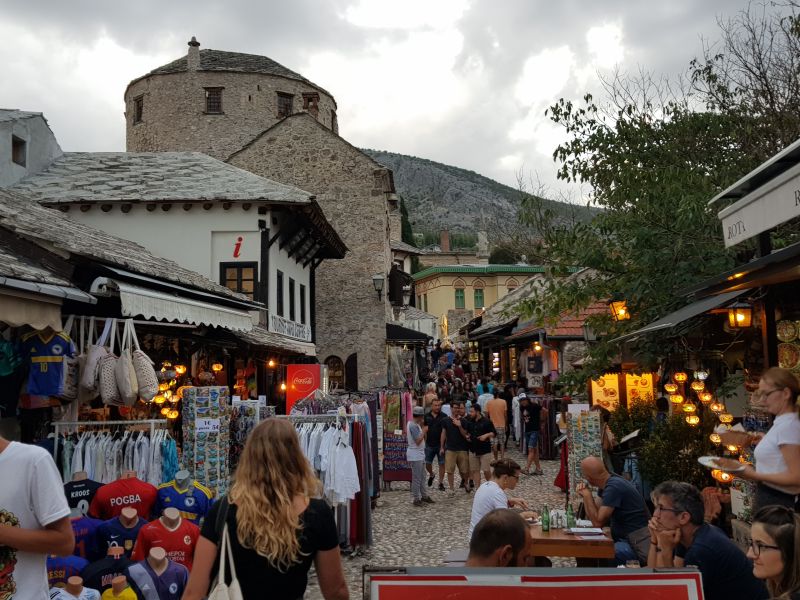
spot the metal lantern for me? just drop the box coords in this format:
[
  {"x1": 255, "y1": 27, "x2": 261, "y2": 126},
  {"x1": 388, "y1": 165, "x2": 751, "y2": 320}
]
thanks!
[
  {"x1": 710, "y1": 402, "x2": 726, "y2": 413},
  {"x1": 664, "y1": 383, "x2": 678, "y2": 393},
  {"x1": 719, "y1": 413, "x2": 734, "y2": 424},
  {"x1": 726, "y1": 444, "x2": 740, "y2": 453},
  {"x1": 160, "y1": 407, "x2": 170, "y2": 416},
  {"x1": 175, "y1": 364, "x2": 187, "y2": 375},
  {"x1": 609, "y1": 299, "x2": 631, "y2": 321},
  {"x1": 211, "y1": 362, "x2": 223, "y2": 372},
  {"x1": 695, "y1": 369, "x2": 709, "y2": 381},
  {"x1": 153, "y1": 395, "x2": 166, "y2": 405},
  {"x1": 674, "y1": 372, "x2": 688, "y2": 382},
  {"x1": 167, "y1": 409, "x2": 180, "y2": 419},
  {"x1": 727, "y1": 303, "x2": 753, "y2": 328},
  {"x1": 711, "y1": 469, "x2": 733, "y2": 484},
  {"x1": 669, "y1": 394, "x2": 684, "y2": 404},
  {"x1": 685, "y1": 415, "x2": 700, "y2": 425},
  {"x1": 709, "y1": 433, "x2": 721, "y2": 444},
  {"x1": 682, "y1": 403, "x2": 697, "y2": 413},
  {"x1": 700, "y1": 392, "x2": 714, "y2": 403},
  {"x1": 691, "y1": 381, "x2": 705, "y2": 392}
]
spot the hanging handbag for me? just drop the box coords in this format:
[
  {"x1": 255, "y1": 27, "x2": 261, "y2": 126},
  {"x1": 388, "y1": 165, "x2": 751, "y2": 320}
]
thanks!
[
  {"x1": 98, "y1": 319, "x2": 122, "y2": 406},
  {"x1": 115, "y1": 320, "x2": 139, "y2": 406},
  {"x1": 128, "y1": 320, "x2": 158, "y2": 401},
  {"x1": 81, "y1": 317, "x2": 111, "y2": 393},
  {"x1": 58, "y1": 315, "x2": 79, "y2": 403},
  {"x1": 208, "y1": 516, "x2": 243, "y2": 600}
]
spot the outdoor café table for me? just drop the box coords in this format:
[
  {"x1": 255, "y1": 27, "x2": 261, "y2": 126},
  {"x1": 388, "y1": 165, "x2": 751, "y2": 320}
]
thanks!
[{"x1": 529, "y1": 525, "x2": 615, "y2": 567}]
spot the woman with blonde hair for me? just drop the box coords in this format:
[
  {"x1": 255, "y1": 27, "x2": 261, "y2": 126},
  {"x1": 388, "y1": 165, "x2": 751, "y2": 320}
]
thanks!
[
  {"x1": 183, "y1": 419, "x2": 348, "y2": 600},
  {"x1": 423, "y1": 381, "x2": 438, "y2": 414},
  {"x1": 748, "y1": 505, "x2": 800, "y2": 599}
]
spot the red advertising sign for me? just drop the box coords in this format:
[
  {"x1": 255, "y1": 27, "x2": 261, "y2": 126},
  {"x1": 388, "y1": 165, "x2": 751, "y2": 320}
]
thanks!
[
  {"x1": 286, "y1": 364, "x2": 321, "y2": 413},
  {"x1": 367, "y1": 570, "x2": 704, "y2": 600}
]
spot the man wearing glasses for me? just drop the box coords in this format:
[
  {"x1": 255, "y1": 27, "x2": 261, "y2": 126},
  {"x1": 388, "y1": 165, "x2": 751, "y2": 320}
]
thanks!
[{"x1": 647, "y1": 481, "x2": 768, "y2": 600}]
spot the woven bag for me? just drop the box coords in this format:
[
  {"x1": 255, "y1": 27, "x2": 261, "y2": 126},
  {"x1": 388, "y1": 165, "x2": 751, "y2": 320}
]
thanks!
[
  {"x1": 98, "y1": 319, "x2": 122, "y2": 406},
  {"x1": 81, "y1": 317, "x2": 111, "y2": 393},
  {"x1": 115, "y1": 319, "x2": 139, "y2": 406},
  {"x1": 127, "y1": 320, "x2": 158, "y2": 401},
  {"x1": 58, "y1": 315, "x2": 79, "y2": 402}
]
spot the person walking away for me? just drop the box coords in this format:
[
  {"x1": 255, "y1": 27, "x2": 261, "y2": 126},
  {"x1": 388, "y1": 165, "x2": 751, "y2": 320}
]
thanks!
[
  {"x1": 408, "y1": 407, "x2": 434, "y2": 506},
  {"x1": 748, "y1": 505, "x2": 800, "y2": 599},
  {"x1": 520, "y1": 395, "x2": 545, "y2": 475},
  {"x1": 0, "y1": 435, "x2": 75, "y2": 600},
  {"x1": 424, "y1": 399, "x2": 448, "y2": 491},
  {"x1": 468, "y1": 458, "x2": 535, "y2": 540},
  {"x1": 466, "y1": 404, "x2": 496, "y2": 489},
  {"x1": 486, "y1": 390, "x2": 508, "y2": 460},
  {"x1": 442, "y1": 400, "x2": 471, "y2": 497},
  {"x1": 646, "y1": 481, "x2": 767, "y2": 600},
  {"x1": 183, "y1": 419, "x2": 348, "y2": 600},
  {"x1": 577, "y1": 456, "x2": 651, "y2": 565}
]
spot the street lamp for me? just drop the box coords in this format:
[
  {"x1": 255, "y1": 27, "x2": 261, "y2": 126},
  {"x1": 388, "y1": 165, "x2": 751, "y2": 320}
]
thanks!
[
  {"x1": 609, "y1": 299, "x2": 630, "y2": 321},
  {"x1": 727, "y1": 303, "x2": 752, "y2": 328},
  {"x1": 372, "y1": 273, "x2": 385, "y2": 301}
]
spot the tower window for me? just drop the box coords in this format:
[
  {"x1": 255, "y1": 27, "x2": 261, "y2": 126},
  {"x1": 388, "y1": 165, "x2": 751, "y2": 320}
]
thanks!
[
  {"x1": 277, "y1": 92, "x2": 294, "y2": 118},
  {"x1": 11, "y1": 136, "x2": 26, "y2": 167},
  {"x1": 302, "y1": 92, "x2": 320, "y2": 110},
  {"x1": 331, "y1": 110, "x2": 338, "y2": 134},
  {"x1": 205, "y1": 87, "x2": 223, "y2": 114},
  {"x1": 133, "y1": 96, "x2": 144, "y2": 124}
]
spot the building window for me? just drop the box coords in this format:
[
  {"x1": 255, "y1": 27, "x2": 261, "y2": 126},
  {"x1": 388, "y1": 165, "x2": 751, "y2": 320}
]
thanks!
[
  {"x1": 331, "y1": 110, "x2": 338, "y2": 133},
  {"x1": 454, "y1": 288, "x2": 465, "y2": 309},
  {"x1": 423, "y1": 294, "x2": 428, "y2": 313},
  {"x1": 300, "y1": 284, "x2": 307, "y2": 324},
  {"x1": 289, "y1": 278, "x2": 296, "y2": 322},
  {"x1": 205, "y1": 88, "x2": 223, "y2": 114},
  {"x1": 417, "y1": 295, "x2": 422, "y2": 308},
  {"x1": 474, "y1": 289, "x2": 485, "y2": 309},
  {"x1": 302, "y1": 92, "x2": 320, "y2": 110},
  {"x1": 220, "y1": 262, "x2": 258, "y2": 300},
  {"x1": 277, "y1": 92, "x2": 294, "y2": 118},
  {"x1": 133, "y1": 96, "x2": 144, "y2": 124},
  {"x1": 11, "y1": 136, "x2": 26, "y2": 167},
  {"x1": 276, "y1": 270, "x2": 284, "y2": 317}
]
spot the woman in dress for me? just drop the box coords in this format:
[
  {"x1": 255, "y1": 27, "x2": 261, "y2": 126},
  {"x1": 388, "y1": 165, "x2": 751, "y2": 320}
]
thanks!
[
  {"x1": 748, "y1": 505, "x2": 800, "y2": 599},
  {"x1": 183, "y1": 419, "x2": 348, "y2": 600}
]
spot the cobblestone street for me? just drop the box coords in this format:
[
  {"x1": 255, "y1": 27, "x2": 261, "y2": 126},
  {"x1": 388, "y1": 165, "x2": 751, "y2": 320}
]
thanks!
[{"x1": 306, "y1": 446, "x2": 569, "y2": 599}]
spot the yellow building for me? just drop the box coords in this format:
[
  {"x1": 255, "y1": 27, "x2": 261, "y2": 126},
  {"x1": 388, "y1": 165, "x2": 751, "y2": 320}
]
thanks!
[{"x1": 412, "y1": 264, "x2": 545, "y2": 323}]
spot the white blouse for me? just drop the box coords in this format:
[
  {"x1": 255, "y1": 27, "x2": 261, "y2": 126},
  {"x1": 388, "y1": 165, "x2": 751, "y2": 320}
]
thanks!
[{"x1": 754, "y1": 412, "x2": 800, "y2": 493}]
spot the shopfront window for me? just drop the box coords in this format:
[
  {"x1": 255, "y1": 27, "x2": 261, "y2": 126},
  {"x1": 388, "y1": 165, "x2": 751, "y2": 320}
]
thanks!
[
  {"x1": 455, "y1": 288, "x2": 465, "y2": 309},
  {"x1": 220, "y1": 262, "x2": 258, "y2": 300}
]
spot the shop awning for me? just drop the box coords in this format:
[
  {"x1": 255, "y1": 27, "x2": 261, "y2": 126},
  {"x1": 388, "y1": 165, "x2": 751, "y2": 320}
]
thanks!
[
  {"x1": 610, "y1": 290, "x2": 747, "y2": 343},
  {"x1": 469, "y1": 318, "x2": 518, "y2": 340},
  {"x1": 237, "y1": 325, "x2": 316, "y2": 356},
  {"x1": 386, "y1": 322, "x2": 429, "y2": 343},
  {"x1": 0, "y1": 292, "x2": 63, "y2": 330},
  {"x1": 91, "y1": 277, "x2": 255, "y2": 331}
]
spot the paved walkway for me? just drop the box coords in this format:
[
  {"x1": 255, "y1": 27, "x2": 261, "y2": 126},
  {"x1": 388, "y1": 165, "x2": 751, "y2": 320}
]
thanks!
[{"x1": 306, "y1": 445, "x2": 569, "y2": 599}]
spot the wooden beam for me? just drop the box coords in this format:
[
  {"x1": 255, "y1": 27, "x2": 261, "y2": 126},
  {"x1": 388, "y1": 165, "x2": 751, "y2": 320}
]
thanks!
[
  {"x1": 183, "y1": 203, "x2": 192, "y2": 211},
  {"x1": 146, "y1": 204, "x2": 157, "y2": 212},
  {"x1": 101, "y1": 204, "x2": 112, "y2": 212},
  {"x1": 279, "y1": 224, "x2": 304, "y2": 251},
  {"x1": 222, "y1": 202, "x2": 232, "y2": 210},
  {"x1": 203, "y1": 203, "x2": 213, "y2": 210},
  {"x1": 80, "y1": 205, "x2": 91, "y2": 213},
  {"x1": 242, "y1": 203, "x2": 252, "y2": 211},
  {"x1": 121, "y1": 204, "x2": 132, "y2": 214},
  {"x1": 297, "y1": 240, "x2": 320, "y2": 265},
  {"x1": 267, "y1": 229, "x2": 281, "y2": 248},
  {"x1": 301, "y1": 245, "x2": 321, "y2": 268},
  {"x1": 287, "y1": 230, "x2": 312, "y2": 259},
  {"x1": 161, "y1": 203, "x2": 172, "y2": 212}
]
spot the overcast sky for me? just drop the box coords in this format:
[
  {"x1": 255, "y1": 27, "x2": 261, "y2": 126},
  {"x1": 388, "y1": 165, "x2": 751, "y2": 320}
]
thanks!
[{"x1": 2, "y1": 0, "x2": 759, "y2": 198}]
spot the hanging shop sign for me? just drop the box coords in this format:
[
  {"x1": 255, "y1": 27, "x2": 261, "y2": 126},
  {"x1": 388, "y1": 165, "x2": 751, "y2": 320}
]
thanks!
[
  {"x1": 625, "y1": 373, "x2": 655, "y2": 403},
  {"x1": 366, "y1": 570, "x2": 704, "y2": 600},
  {"x1": 269, "y1": 313, "x2": 312, "y2": 341},
  {"x1": 286, "y1": 364, "x2": 322, "y2": 412},
  {"x1": 590, "y1": 373, "x2": 621, "y2": 411}
]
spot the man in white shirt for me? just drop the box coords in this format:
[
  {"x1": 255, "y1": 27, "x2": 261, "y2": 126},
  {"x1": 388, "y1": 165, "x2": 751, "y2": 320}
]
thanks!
[
  {"x1": 0, "y1": 435, "x2": 74, "y2": 599},
  {"x1": 407, "y1": 406, "x2": 433, "y2": 506}
]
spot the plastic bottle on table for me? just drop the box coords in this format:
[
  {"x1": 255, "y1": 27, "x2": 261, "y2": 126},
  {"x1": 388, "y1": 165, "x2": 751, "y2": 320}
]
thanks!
[{"x1": 541, "y1": 504, "x2": 550, "y2": 532}]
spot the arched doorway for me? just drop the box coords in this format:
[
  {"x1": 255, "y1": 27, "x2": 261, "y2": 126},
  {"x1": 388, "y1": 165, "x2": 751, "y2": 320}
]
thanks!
[
  {"x1": 345, "y1": 353, "x2": 358, "y2": 391},
  {"x1": 324, "y1": 355, "x2": 344, "y2": 391}
]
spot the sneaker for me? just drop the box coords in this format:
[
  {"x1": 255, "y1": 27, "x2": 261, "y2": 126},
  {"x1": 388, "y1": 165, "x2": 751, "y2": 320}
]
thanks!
[
  {"x1": 427, "y1": 475, "x2": 434, "y2": 487},
  {"x1": 438, "y1": 482, "x2": 446, "y2": 492},
  {"x1": 422, "y1": 496, "x2": 435, "y2": 504},
  {"x1": 413, "y1": 499, "x2": 423, "y2": 507}
]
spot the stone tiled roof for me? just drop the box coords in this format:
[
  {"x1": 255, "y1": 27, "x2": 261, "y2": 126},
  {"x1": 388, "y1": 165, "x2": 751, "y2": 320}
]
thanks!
[
  {"x1": 0, "y1": 187, "x2": 248, "y2": 301},
  {"x1": 236, "y1": 325, "x2": 316, "y2": 355},
  {"x1": 0, "y1": 109, "x2": 42, "y2": 123},
  {"x1": 0, "y1": 239, "x2": 71, "y2": 286},
  {"x1": 133, "y1": 49, "x2": 332, "y2": 98},
  {"x1": 390, "y1": 240, "x2": 427, "y2": 255},
  {"x1": 12, "y1": 152, "x2": 312, "y2": 204}
]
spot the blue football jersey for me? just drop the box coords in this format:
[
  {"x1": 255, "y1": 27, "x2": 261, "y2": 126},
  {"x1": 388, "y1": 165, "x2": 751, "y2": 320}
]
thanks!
[
  {"x1": 96, "y1": 516, "x2": 148, "y2": 558},
  {"x1": 47, "y1": 554, "x2": 89, "y2": 588},
  {"x1": 70, "y1": 516, "x2": 104, "y2": 561},
  {"x1": 156, "y1": 481, "x2": 213, "y2": 525},
  {"x1": 21, "y1": 331, "x2": 75, "y2": 396}
]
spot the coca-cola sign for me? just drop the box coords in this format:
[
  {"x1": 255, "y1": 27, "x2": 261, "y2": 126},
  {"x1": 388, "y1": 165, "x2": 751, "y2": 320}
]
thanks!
[{"x1": 286, "y1": 365, "x2": 321, "y2": 412}]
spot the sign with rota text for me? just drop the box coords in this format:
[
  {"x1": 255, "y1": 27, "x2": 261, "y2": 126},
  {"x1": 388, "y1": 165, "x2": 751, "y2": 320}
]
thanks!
[
  {"x1": 591, "y1": 373, "x2": 620, "y2": 411},
  {"x1": 367, "y1": 569, "x2": 704, "y2": 600},
  {"x1": 625, "y1": 373, "x2": 655, "y2": 403},
  {"x1": 286, "y1": 364, "x2": 322, "y2": 413}
]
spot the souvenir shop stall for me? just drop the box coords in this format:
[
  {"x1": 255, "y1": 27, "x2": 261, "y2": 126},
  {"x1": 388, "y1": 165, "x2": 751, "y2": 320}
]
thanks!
[
  {"x1": 510, "y1": 393, "x2": 561, "y2": 461},
  {"x1": 380, "y1": 388, "x2": 414, "y2": 485}
]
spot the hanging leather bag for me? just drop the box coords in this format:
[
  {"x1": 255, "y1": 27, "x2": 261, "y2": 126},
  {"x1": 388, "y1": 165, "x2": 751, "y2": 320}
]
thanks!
[
  {"x1": 98, "y1": 319, "x2": 122, "y2": 406},
  {"x1": 115, "y1": 319, "x2": 139, "y2": 406},
  {"x1": 81, "y1": 317, "x2": 111, "y2": 393},
  {"x1": 127, "y1": 320, "x2": 158, "y2": 401}
]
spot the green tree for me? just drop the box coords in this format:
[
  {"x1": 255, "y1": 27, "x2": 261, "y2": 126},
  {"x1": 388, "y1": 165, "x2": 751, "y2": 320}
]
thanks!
[{"x1": 488, "y1": 245, "x2": 518, "y2": 264}]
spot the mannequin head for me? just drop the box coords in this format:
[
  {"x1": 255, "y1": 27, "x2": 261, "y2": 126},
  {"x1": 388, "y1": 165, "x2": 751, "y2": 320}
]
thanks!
[
  {"x1": 65, "y1": 576, "x2": 83, "y2": 594},
  {"x1": 174, "y1": 469, "x2": 192, "y2": 488},
  {"x1": 147, "y1": 547, "x2": 168, "y2": 574},
  {"x1": 107, "y1": 546, "x2": 124, "y2": 559},
  {"x1": 72, "y1": 471, "x2": 88, "y2": 481},
  {"x1": 119, "y1": 507, "x2": 138, "y2": 527},
  {"x1": 120, "y1": 470, "x2": 137, "y2": 479},
  {"x1": 111, "y1": 575, "x2": 128, "y2": 595},
  {"x1": 161, "y1": 507, "x2": 181, "y2": 528}
]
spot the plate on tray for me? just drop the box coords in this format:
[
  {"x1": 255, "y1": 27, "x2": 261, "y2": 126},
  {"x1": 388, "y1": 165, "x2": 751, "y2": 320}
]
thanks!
[
  {"x1": 698, "y1": 455, "x2": 746, "y2": 473},
  {"x1": 778, "y1": 343, "x2": 800, "y2": 369},
  {"x1": 777, "y1": 320, "x2": 798, "y2": 343}
]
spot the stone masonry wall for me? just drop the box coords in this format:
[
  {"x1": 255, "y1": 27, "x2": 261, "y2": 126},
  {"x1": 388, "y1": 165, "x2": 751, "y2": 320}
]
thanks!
[
  {"x1": 125, "y1": 71, "x2": 337, "y2": 161},
  {"x1": 229, "y1": 114, "x2": 391, "y2": 389}
]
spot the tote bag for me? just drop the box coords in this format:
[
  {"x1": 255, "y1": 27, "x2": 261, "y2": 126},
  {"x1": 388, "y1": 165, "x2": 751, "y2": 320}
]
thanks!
[
  {"x1": 115, "y1": 320, "x2": 139, "y2": 406},
  {"x1": 208, "y1": 524, "x2": 243, "y2": 600},
  {"x1": 98, "y1": 319, "x2": 122, "y2": 406},
  {"x1": 58, "y1": 315, "x2": 79, "y2": 403},
  {"x1": 127, "y1": 320, "x2": 158, "y2": 401},
  {"x1": 81, "y1": 317, "x2": 112, "y2": 393}
]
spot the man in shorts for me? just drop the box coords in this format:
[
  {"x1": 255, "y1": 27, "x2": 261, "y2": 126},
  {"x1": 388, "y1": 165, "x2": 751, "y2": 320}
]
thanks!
[
  {"x1": 424, "y1": 398, "x2": 448, "y2": 491},
  {"x1": 466, "y1": 403, "x2": 496, "y2": 489},
  {"x1": 441, "y1": 400, "x2": 471, "y2": 497},
  {"x1": 520, "y1": 395, "x2": 545, "y2": 475},
  {"x1": 486, "y1": 389, "x2": 507, "y2": 460}
]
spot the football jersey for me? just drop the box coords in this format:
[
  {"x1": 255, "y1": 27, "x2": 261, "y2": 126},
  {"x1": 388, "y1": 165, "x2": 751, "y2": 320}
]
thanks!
[
  {"x1": 80, "y1": 555, "x2": 134, "y2": 594},
  {"x1": 126, "y1": 560, "x2": 188, "y2": 600},
  {"x1": 47, "y1": 554, "x2": 89, "y2": 588},
  {"x1": 130, "y1": 518, "x2": 199, "y2": 570},
  {"x1": 96, "y1": 516, "x2": 148, "y2": 558},
  {"x1": 89, "y1": 477, "x2": 157, "y2": 520},
  {"x1": 100, "y1": 586, "x2": 137, "y2": 600},
  {"x1": 64, "y1": 479, "x2": 103, "y2": 517},
  {"x1": 71, "y1": 515, "x2": 105, "y2": 561},
  {"x1": 21, "y1": 330, "x2": 75, "y2": 396},
  {"x1": 155, "y1": 481, "x2": 213, "y2": 525},
  {"x1": 49, "y1": 587, "x2": 100, "y2": 600}
]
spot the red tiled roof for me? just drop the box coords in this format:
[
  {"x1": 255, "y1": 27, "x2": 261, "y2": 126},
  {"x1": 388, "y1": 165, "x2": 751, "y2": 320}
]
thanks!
[{"x1": 545, "y1": 301, "x2": 608, "y2": 338}]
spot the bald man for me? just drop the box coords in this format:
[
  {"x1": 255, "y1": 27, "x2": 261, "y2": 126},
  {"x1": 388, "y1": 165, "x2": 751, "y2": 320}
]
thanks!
[{"x1": 576, "y1": 456, "x2": 651, "y2": 565}]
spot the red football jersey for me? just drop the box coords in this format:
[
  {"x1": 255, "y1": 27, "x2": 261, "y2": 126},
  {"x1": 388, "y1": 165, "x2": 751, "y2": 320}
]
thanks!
[
  {"x1": 131, "y1": 518, "x2": 199, "y2": 570},
  {"x1": 89, "y1": 477, "x2": 158, "y2": 520}
]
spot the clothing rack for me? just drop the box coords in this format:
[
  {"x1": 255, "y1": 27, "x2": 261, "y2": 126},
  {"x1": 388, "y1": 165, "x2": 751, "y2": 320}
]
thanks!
[{"x1": 53, "y1": 419, "x2": 169, "y2": 466}]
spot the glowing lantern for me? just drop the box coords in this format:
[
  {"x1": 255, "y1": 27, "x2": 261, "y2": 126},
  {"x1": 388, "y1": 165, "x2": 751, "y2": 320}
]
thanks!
[
  {"x1": 669, "y1": 394, "x2": 684, "y2": 404},
  {"x1": 710, "y1": 402, "x2": 725, "y2": 413},
  {"x1": 163, "y1": 390, "x2": 172, "y2": 400},
  {"x1": 211, "y1": 363, "x2": 223, "y2": 373},
  {"x1": 695, "y1": 370, "x2": 709, "y2": 381},
  {"x1": 159, "y1": 383, "x2": 170, "y2": 392},
  {"x1": 711, "y1": 469, "x2": 733, "y2": 484},
  {"x1": 268, "y1": 359, "x2": 276, "y2": 368},
  {"x1": 167, "y1": 409, "x2": 180, "y2": 419},
  {"x1": 674, "y1": 372, "x2": 688, "y2": 383},
  {"x1": 685, "y1": 415, "x2": 700, "y2": 425},
  {"x1": 719, "y1": 413, "x2": 734, "y2": 424},
  {"x1": 691, "y1": 381, "x2": 705, "y2": 392},
  {"x1": 175, "y1": 365, "x2": 187, "y2": 375},
  {"x1": 682, "y1": 403, "x2": 697, "y2": 413},
  {"x1": 726, "y1": 444, "x2": 739, "y2": 453},
  {"x1": 609, "y1": 299, "x2": 631, "y2": 321},
  {"x1": 153, "y1": 395, "x2": 166, "y2": 405},
  {"x1": 664, "y1": 383, "x2": 678, "y2": 394},
  {"x1": 160, "y1": 407, "x2": 170, "y2": 416},
  {"x1": 533, "y1": 341, "x2": 543, "y2": 353},
  {"x1": 709, "y1": 433, "x2": 721, "y2": 444},
  {"x1": 280, "y1": 382, "x2": 287, "y2": 391},
  {"x1": 727, "y1": 303, "x2": 753, "y2": 328},
  {"x1": 162, "y1": 361, "x2": 172, "y2": 368},
  {"x1": 700, "y1": 392, "x2": 713, "y2": 403}
]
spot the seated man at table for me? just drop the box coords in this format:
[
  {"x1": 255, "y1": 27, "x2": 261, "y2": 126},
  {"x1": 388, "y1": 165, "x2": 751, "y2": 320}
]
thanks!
[
  {"x1": 577, "y1": 456, "x2": 651, "y2": 564},
  {"x1": 466, "y1": 509, "x2": 532, "y2": 567},
  {"x1": 647, "y1": 481, "x2": 768, "y2": 600}
]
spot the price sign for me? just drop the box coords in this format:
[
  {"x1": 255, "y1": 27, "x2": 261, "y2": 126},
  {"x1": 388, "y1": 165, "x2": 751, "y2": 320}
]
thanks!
[
  {"x1": 196, "y1": 418, "x2": 221, "y2": 433},
  {"x1": 258, "y1": 395, "x2": 267, "y2": 407}
]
